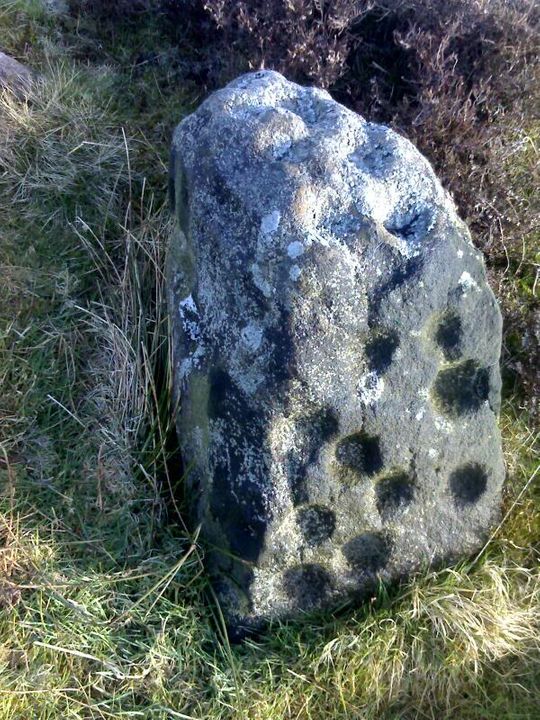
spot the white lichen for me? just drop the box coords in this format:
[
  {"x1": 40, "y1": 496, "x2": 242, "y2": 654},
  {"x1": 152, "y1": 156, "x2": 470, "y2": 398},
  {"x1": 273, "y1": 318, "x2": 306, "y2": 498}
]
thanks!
[
  {"x1": 289, "y1": 264, "x2": 302, "y2": 281},
  {"x1": 358, "y1": 371, "x2": 385, "y2": 405},
  {"x1": 179, "y1": 294, "x2": 200, "y2": 341},
  {"x1": 287, "y1": 240, "x2": 304, "y2": 258},
  {"x1": 261, "y1": 209, "x2": 281, "y2": 235},
  {"x1": 459, "y1": 271, "x2": 480, "y2": 292},
  {"x1": 250, "y1": 263, "x2": 273, "y2": 297}
]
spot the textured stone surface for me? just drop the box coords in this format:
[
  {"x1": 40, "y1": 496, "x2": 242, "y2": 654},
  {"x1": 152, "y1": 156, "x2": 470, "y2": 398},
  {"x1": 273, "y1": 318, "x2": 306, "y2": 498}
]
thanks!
[
  {"x1": 167, "y1": 70, "x2": 504, "y2": 635},
  {"x1": 0, "y1": 52, "x2": 33, "y2": 98}
]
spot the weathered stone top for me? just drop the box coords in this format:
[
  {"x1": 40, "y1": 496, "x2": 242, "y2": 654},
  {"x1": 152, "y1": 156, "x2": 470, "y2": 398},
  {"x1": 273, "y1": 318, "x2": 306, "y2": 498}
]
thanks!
[{"x1": 168, "y1": 71, "x2": 504, "y2": 635}]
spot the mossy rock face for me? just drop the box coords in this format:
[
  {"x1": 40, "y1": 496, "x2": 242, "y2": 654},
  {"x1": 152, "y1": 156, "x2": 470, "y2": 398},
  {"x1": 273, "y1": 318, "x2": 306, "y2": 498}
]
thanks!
[{"x1": 167, "y1": 70, "x2": 504, "y2": 637}]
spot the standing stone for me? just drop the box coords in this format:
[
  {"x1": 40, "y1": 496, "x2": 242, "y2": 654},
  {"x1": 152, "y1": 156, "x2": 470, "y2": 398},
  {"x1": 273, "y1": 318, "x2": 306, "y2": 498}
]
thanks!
[{"x1": 167, "y1": 71, "x2": 504, "y2": 636}]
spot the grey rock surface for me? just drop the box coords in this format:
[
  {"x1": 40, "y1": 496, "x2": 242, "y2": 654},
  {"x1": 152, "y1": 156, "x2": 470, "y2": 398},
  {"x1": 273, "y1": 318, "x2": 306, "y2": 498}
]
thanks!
[
  {"x1": 0, "y1": 52, "x2": 33, "y2": 98},
  {"x1": 167, "y1": 70, "x2": 504, "y2": 635}
]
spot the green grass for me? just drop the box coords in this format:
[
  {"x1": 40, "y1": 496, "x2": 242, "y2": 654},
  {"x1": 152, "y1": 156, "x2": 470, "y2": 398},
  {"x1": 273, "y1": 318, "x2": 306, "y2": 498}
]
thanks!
[{"x1": 0, "y1": 2, "x2": 539, "y2": 718}]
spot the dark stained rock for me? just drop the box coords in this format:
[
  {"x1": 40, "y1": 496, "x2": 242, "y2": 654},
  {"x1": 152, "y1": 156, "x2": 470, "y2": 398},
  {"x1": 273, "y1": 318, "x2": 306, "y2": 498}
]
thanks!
[{"x1": 167, "y1": 70, "x2": 504, "y2": 635}]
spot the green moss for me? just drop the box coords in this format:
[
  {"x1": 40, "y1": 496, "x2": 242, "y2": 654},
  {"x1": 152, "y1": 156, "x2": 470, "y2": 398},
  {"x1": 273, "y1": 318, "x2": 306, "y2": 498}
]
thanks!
[
  {"x1": 184, "y1": 371, "x2": 211, "y2": 452},
  {"x1": 166, "y1": 225, "x2": 197, "y2": 300}
]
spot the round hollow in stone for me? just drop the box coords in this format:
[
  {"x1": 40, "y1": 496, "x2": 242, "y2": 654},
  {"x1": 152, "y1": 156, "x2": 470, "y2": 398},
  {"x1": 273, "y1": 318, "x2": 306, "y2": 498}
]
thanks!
[
  {"x1": 297, "y1": 505, "x2": 336, "y2": 546},
  {"x1": 449, "y1": 463, "x2": 488, "y2": 506},
  {"x1": 431, "y1": 359, "x2": 490, "y2": 417},
  {"x1": 335, "y1": 432, "x2": 383, "y2": 477},
  {"x1": 342, "y1": 531, "x2": 393, "y2": 573},
  {"x1": 283, "y1": 564, "x2": 333, "y2": 607},
  {"x1": 376, "y1": 471, "x2": 415, "y2": 520},
  {"x1": 434, "y1": 311, "x2": 463, "y2": 361}
]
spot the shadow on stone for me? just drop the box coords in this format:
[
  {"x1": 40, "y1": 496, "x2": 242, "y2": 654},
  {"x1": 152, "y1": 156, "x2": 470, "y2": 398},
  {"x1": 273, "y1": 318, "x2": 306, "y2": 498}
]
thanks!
[
  {"x1": 365, "y1": 328, "x2": 399, "y2": 374},
  {"x1": 432, "y1": 359, "x2": 490, "y2": 417},
  {"x1": 434, "y1": 311, "x2": 463, "y2": 361},
  {"x1": 376, "y1": 471, "x2": 415, "y2": 521},
  {"x1": 342, "y1": 531, "x2": 392, "y2": 573},
  {"x1": 449, "y1": 463, "x2": 488, "y2": 507},
  {"x1": 297, "y1": 505, "x2": 336, "y2": 546},
  {"x1": 283, "y1": 564, "x2": 333, "y2": 608},
  {"x1": 335, "y1": 432, "x2": 383, "y2": 477},
  {"x1": 208, "y1": 369, "x2": 268, "y2": 562}
]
